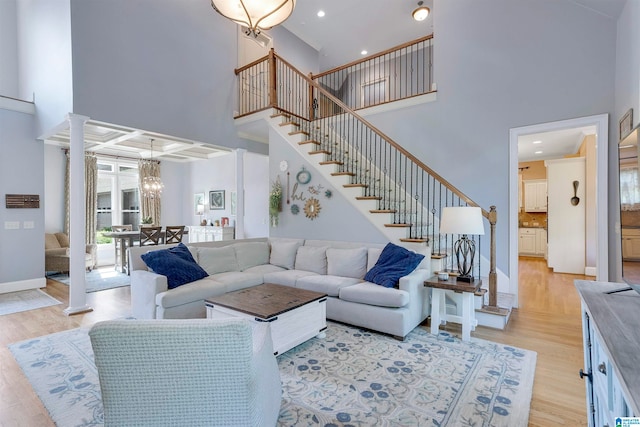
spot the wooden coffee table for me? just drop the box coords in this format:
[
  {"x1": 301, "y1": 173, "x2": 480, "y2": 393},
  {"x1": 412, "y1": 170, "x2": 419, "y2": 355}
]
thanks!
[{"x1": 205, "y1": 283, "x2": 327, "y2": 355}]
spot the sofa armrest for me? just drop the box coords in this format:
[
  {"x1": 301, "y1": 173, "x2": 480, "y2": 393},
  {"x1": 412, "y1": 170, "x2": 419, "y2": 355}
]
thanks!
[
  {"x1": 398, "y1": 268, "x2": 431, "y2": 295},
  {"x1": 130, "y1": 270, "x2": 168, "y2": 319},
  {"x1": 46, "y1": 248, "x2": 68, "y2": 257}
]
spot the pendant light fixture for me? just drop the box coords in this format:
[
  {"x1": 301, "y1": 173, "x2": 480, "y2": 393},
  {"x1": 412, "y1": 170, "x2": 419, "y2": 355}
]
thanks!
[
  {"x1": 210, "y1": 0, "x2": 296, "y2": 37},
  {"x1": 412, "y1": 1, "x2": 430, "y2": 22},
  {"x1": 141, "y1": 138, "x2": 164, "y2": 199}
]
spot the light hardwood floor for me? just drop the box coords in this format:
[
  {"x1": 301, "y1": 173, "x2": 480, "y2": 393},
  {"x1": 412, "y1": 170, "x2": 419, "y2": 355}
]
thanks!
[{"x1": 0, "y1": 257, "x2": 588, "y2": 426}]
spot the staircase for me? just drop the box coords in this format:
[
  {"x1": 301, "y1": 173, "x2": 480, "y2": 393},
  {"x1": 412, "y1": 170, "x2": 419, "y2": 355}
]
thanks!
[{"x1": 234, "y1": 47, "x2": 512, "y2": 328}]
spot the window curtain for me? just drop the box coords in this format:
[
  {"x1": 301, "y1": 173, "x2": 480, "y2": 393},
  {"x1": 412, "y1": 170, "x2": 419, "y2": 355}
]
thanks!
[
  {"x1": 138, "y1": 159, "x2": 162, "y2": 225},
  {"x1": 64, "y1": 152, "x2": 98, "y2": 244},
  {"x1": 620, "y1": 166, "x2": 640, "y2": 211}
]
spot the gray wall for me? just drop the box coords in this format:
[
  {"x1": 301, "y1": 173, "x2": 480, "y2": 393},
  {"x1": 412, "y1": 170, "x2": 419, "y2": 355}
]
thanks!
[
  {"x1": 355, "y1": 0, "x2": 617, "y2": 274},
  {"x1": 0, "y1": 0, "x2": 19, "y2": 98},
  {"x1": 16, "y1": 0, "x2": 73, "y2": 136},
  {"x1": 0, "y1": 108, "x2": 44, "y2": 282}
]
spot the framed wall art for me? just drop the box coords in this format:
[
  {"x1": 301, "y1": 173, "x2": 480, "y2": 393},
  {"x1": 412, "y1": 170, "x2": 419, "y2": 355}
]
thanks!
[
  {"x1": 209, "y1": 190, "x2": 225, "y2": 210},
  {"x1": 619, "y1": 108, "x2": 633, "y2": 142},
  {"x1": 194, "y1": 193, "x2": 205, "y2": 215}
]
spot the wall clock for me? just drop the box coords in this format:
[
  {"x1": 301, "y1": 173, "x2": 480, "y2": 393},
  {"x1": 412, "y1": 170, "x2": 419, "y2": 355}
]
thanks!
[
  {"x1": 296, "y1": 167, "x2": 311, "y2": 185},
  {"x1": 279, "y1": 160, "x2": 288, "y2": 172}
]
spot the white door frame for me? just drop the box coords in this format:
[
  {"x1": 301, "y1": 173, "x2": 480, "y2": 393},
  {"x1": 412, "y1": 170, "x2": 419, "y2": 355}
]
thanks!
[{"x1": 508, "y1": 114, "x2": 608, "y2": 306}]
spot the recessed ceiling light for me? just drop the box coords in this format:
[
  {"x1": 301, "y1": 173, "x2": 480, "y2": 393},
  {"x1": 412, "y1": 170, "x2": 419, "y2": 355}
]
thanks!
[
  {"x1": 361, "y1": 50, "x2": 368, "y2": 55},
  {"x1": 317, "y1": 10, "x2": 325, "y2": 17},
  {"x1": 532, "y1": 140, "x2": 542, "y2": 144},
  {"x1": 535, "y1": 150, "x2": 543, "y2": 154}
]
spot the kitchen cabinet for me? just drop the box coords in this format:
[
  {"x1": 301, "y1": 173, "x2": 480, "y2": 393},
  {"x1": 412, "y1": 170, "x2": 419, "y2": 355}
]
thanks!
[
  {"x1": 524, "y1": 180, "x2": 547, "y2": 212},
  {"x1": 519, "y1": 228, "x2": 547, "y2": 257},
  {"x1": 622, "y1": 228, "x2": 640, "y2": 260}
]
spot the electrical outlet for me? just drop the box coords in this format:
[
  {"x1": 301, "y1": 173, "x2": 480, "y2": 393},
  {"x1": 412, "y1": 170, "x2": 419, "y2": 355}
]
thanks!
[
  {"x1": 4, "y1": 221, "x2": 20, "y2": 230},
  {"x1": 23, "y1": 221, "x2": 35, "y2": 229}
]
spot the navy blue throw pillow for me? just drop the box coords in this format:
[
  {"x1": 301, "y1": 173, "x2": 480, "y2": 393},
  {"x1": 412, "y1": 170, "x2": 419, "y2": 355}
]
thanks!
[
  {"x1": 141, "y1": 243, "x2": 208, "y2": 289},
  {"x1": 364, "y1": 243, "x2": 425, "y2": 288}
]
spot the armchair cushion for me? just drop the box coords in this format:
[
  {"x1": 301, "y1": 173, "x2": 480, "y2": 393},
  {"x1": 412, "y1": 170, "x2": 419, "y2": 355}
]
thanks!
[
  {"x1": 364, "y1": 242, "x2": 425, "y2": 288},
  {"x1": 141, "y1": 243, "x2": 208, "y2": 289}
]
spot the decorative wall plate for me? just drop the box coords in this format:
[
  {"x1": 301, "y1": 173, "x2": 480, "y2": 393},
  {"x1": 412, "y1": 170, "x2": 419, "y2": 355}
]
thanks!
[
  {"x1": 325, "y1": 189, "x2": 332, "y2": 198},
  {"x1": 291, "y1": 204, "x2": 300, "y2": 215},
  {"x1": 296, "y1": 167, "x2": 311, "y2": 185},
  {"x1": 279, "y1": 160, "x2": 288, "y2": 171},
  {"x1": 304, "y1": 197, "x2": 321, "y2": 220}
]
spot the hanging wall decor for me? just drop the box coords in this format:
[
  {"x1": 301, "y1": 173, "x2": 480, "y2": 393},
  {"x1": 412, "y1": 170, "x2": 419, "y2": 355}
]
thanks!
[
  {"x1": 325, "y1": 189, "x2": 333, "y2": 199},
  {"x1": 304, "y1": 197, "x2": 321, "y2": 220},
  {"x1": 308, "y1": 184, "x2": 324, "y2": 195},
  {"x1": 296, "y1": 167, "x2": 312, "y2": 185},
  {"x1": 269, "y1": 177, "x2": 283, "y2": 227},
  {"x1": 291, "y1": 204, "x2": 300, "y2": 215}
]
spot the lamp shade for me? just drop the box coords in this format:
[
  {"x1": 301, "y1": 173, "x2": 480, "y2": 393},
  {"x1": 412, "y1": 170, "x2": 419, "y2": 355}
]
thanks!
[
  {"x1": 211, "y1": 0, "x2": 296, "y2": 36},
  {"x1": 439, "y1": 206, "x2": 485, "y2": 236}
]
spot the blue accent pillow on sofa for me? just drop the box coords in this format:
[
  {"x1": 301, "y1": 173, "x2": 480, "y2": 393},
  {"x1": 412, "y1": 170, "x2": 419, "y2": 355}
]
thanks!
[
  {"x1": 141, "y1": 243, "x2": 208, "y2": 289},
  {"x1": 364, "y1": 243, "x2": 425, "y2": 288}
]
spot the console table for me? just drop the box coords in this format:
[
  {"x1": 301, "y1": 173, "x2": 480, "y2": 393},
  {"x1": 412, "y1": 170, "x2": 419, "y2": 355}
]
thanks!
[
  {"x1": 188, "y1": 226, "x2": 234, "y2": 242},
  {"x1": 424, "y1": 276, "x2": 481, "y2": 341},
  {"x1": 575, "y1": 280, "x2": 639, "y2": 426}
]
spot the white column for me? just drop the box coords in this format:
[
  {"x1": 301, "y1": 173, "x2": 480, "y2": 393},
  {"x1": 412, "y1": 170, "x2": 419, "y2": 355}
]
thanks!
[
  {"x1": 235, "y1": 148, "x2": 246, "y2": 239},
  {"x1": 63, "y1": 113, "x2": 93, "y2": 315}
]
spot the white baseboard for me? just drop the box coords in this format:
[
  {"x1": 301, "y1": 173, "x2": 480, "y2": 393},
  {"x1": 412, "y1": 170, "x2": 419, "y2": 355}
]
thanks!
[
  {"x1": 0, "y1": 277, "x2": 46, "y2": 294},
  {"x1": 584, "y1": 266, "x2": 597, "y2": 277}
]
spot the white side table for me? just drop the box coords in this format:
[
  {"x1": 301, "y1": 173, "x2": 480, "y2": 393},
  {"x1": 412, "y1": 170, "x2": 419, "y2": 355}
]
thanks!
[{"x1": 424, "y1": 276, "x2": 481, "y2": 341}]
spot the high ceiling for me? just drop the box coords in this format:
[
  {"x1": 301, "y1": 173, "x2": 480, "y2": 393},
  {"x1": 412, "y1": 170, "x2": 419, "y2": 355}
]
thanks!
[{"x1": 282, "y1": 0, "x2": 625, "y2": 71}]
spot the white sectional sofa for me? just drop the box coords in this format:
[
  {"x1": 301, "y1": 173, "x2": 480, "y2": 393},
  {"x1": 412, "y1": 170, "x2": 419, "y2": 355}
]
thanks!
[{"x1": 128, "y1": 238, "x2": 432, "y2": 339}]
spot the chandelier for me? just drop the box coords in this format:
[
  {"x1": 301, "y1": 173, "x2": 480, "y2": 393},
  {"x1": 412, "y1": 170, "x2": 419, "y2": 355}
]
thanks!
[
  {"x1": 141, "y1": 139, "x2": 164, "y2": 199},
  {"x1": 210, "y1": 0, "x2": 296, "y2": 37}
]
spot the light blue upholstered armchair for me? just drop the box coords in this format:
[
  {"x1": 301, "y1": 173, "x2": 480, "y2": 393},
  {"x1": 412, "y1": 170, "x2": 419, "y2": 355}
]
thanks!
[{"x1": 89, "y1": 318, "x2": 282, "y2": 427}]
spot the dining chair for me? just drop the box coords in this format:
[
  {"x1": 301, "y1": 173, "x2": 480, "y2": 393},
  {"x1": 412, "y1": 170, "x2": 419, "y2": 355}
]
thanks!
[
  {"x1": 111, "y1": 225, "x2": 132, "y2": 271},
  {"x1": 140, "y1": 226, "x2": 162, "y2": 246},
  {"x1": 164, "y1": 226, "x2": 185, "y2": 244}
]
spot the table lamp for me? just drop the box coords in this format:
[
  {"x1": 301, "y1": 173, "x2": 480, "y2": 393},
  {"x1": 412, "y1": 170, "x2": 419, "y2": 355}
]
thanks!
[{"x1": 439, "y1": 206, "x2": 485, "y2": 282}]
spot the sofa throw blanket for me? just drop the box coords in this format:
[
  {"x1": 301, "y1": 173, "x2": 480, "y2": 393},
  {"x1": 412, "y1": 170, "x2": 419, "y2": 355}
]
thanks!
[{"x1": 364, "y1": 243, "x2": 425, "y2": 288}]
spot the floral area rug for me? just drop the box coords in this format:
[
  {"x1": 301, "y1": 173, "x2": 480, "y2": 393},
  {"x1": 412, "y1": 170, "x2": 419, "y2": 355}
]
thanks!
[{"x1": 10, "y1": 322, "x2": 536, "y2": 427}]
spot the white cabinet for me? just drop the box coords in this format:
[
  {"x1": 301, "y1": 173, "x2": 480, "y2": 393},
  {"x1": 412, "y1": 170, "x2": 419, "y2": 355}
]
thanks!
[
  {"x1": 622, "y1": 228, "x2": 640, "y2": 260},
  {"x1": 576, "y1": 281, "x2": 639, "y2": 427},
  {"x1": 518, "y1": 228, "x2": 547, "y2": 256},
  {"x1": 524, "y1": 180, "x2": 547, "y2": 212},
  {"x1": 188, "y1": 226, "x2": 234, "y2": 242}
]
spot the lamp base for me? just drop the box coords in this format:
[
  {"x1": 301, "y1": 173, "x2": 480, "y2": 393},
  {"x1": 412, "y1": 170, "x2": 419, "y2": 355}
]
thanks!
[{"x1": 456, "y1": 275, "x2": 475, "y2": 283}]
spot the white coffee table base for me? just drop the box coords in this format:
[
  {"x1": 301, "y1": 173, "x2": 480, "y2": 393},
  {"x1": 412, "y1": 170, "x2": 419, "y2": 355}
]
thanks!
[{"x1": 206, "y1": 299, "x2": 327, "y2": 355}]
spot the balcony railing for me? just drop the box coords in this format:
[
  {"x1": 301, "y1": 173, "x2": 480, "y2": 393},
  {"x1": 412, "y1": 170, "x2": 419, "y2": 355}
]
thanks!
[{"x1": 234, "y1": 45, "x2": 499, "y2": 310}]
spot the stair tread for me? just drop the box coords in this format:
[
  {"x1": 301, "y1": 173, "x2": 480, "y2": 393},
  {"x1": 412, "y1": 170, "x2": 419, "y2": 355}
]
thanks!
[
  {"x1": 270, "y1": 112, "x2": 291, "y2": 119},
  {"x1": 289, "y1": 130, "x2": 310, "y2": 136},
  {"x1": 356, "y1": 196, "x2": 382, "y2": 200},
  {"x1": 399, "y1": 238, "x2": 429, "y2": 243},
  {"x1": 385, "y1": 223, "x2": 412, "y2": 228},
  {"x1": 309, "y1": 150, "x2": 331, "y2": 155},
  {"x1": 476, "y1": 306, "x2": 511, "y2": 316},
  {"x1": 344, "y1": 183, "x2": 367, "y2": 188},
  {"x1": 370, "y1": 209, "x2": 396, "y2": 213},
  {"x1": 299, "y1": 140, "x2": 321, "y2": 146},
  {"x1": 320, "y1": 160, "x2": 343, "y2": 165},
  {"x1": 279, "y1": 121, "x2": 298, "y2": 127},
  {"x1": 332, "y1": 172, "x2": 355, "y2": 176}
]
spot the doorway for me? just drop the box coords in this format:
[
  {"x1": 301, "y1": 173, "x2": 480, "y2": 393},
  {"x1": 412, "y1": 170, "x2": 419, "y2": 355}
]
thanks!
[{"x1": 509, "y1": 114, "x2": 608, "y2": 307}]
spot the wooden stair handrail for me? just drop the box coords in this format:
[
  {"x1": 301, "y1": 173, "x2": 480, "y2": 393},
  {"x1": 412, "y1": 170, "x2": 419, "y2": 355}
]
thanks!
[
  {"x1": 273, "y1": 50, "x2": 490, "y2": 220},
  {"x1": 311, "y1": 34, "x2": 434, "y2": 80}
]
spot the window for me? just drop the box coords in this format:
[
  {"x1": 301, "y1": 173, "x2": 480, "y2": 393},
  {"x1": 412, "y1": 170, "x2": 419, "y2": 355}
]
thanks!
[
  {"x1": 620, "y1": 166, "x2": 640, "y2": 211},
  {"x1": 97, "y1": 159, "x2": 140, "y2": 239}
]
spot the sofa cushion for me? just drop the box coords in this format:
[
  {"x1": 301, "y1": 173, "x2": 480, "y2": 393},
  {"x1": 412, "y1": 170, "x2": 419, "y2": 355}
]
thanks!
[
  {"x1": 326, "y1": 247, "x2": 368, "y2": 279},
  {"x1": 45, "y1": 233, "x2": 62, "y2": 250},
  {"x1": 364, "y1": 242, "x2": 425, "y2": 288},
  {"x1": 263, "y1": 270, "x2": 319, "y2": 288},
  {"x1": 339, "y1": 282, "x2": 410, "y2": 308},
  {"x1": 243, "y1": 264, "x2": 286, "y2": 276},
  {"x1": 296, "y1": 275, "x2": 361, "y2": 297},
  {"x1": 269, "y1": 240, "x2": 303, "y2": 269},
  {"x1": 233, "y1": 242, "x2": 270, "y2": 271},
  {"x1": 54, "y1": 232, "x2": 70, "y2": 248},
  {"x1": 367, "y1": 248, "x2": 383, "y2": 271},
  {"x1": 208, "y1": 272, "x2": 264, "y2": 293},
  {"x1": 141, "y1": 243, "x2": 209, "y2": 289},
  {"x1": 197, "y1": 246, "x2": 240, "y2": 275},
  {"x1": 155, "y1": 277, "x2": 225, "y2": 308},
  {"x1": 295, "y1": 246, "x2": 328, "y2": 274}
]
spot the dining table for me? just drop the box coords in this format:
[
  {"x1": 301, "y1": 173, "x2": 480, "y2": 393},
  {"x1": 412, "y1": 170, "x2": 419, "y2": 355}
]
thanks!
[{"x1": 103, "y1": 229, "x2": 189, "y2": 274}]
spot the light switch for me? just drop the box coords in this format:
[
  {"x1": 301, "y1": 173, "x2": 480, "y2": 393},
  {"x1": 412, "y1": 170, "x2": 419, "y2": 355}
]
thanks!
[
  {"x1": 4, "y1": 221, "x2": 20, "y2": 230},
  {"x1": 23, "y1": 221, "x2": 34, "y2": 229}
]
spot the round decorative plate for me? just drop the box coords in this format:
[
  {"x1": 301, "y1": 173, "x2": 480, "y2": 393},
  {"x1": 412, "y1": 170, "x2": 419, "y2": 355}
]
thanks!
[
  {"x1": 291, "y1": 204, "x2": 300, "y2": 215},
  {"x1": 296, "y1": 168, "x2": 311, "y2": 185},
  {"x1": 279, "y1": 160, "x2": 288, "y2": 172}
]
